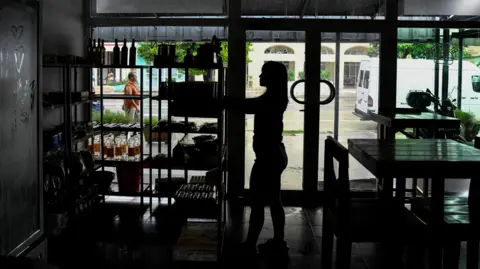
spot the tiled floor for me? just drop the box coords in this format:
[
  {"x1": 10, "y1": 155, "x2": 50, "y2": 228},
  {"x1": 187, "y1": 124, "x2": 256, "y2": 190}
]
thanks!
[{"x1": 223, "y1": 206, "x2": 471, "y2": 269}]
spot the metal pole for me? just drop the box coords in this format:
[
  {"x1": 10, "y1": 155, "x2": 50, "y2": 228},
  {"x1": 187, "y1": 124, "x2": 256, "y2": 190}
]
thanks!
[
  {"x1": 334, "y1": 32, "x2": 340, "y2": 140},
  {"x1": 458, "y1": 29, "x2": 463, "y2": 110},
  {"x1": 442, "y1": 29, "x2": 450, "y2": 102},
  {"x1": 434, "y1": 29, "x2": 440, "y2": 112}
]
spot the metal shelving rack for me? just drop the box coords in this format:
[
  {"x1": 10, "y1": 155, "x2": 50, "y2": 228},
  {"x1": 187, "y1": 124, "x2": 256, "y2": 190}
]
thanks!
[
  {"x1": 148, "y1": 63, "x2": 227, "y2": 261},
  {"x1": 42, "y1": 62, "x2": 103, "y2": 233},
  {"x1": 93, "y1": 65, "x2": 153, "y2": 207}
]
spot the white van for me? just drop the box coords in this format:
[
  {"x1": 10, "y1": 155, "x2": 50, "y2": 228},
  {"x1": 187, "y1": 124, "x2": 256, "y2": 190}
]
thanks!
[{"x1": 354, "y1": 59, "x2": 480, "y2": 119}]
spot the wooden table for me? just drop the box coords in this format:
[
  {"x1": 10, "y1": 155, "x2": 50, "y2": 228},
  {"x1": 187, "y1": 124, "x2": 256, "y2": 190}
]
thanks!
[
  {"x1": 368, "y1": 111, "x2": 460, "y2": 139},
  {"x1": 348, "y1": 139, "x2": 480, "y2": 205},
  {"x1": 348, "y1": 138, "x2": 480, "y2": 267}
]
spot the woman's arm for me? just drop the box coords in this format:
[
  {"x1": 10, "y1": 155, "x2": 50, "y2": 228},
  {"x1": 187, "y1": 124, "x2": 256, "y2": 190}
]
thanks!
[{"x1": 225, "y1": 97, "x2": 262, "y2": 114}]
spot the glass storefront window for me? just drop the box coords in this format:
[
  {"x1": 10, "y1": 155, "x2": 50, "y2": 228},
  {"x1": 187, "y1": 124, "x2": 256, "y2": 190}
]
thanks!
[{"x1": 396, "y1": 28, "x2": 480, "y2": 141}]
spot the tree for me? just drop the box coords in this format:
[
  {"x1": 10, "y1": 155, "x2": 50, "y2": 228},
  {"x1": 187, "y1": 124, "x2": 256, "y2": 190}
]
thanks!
[
  {"x1": 297, "y1": 70, "x2": 331, "y2": 81},
  {"x1": 137, "y1": 41, "x2": 253, "y2": 81},
  {"x1": 367, "y1": 43, "x2": 472, "y2": 59}
]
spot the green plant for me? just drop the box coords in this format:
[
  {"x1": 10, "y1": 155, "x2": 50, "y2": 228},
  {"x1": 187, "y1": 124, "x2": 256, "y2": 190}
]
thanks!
[
  {"x1": 143, "y1": 116, "x2": 159, "y2": 127},
  {"x1": 298, "y1": 71, "x2": 305, "y2": 80},
  {"x1": 288, "y1": 71, "x2": 295, "y2": 81},
  {"x1": 455, "y1": 109, "x2": 480, "y2": 141},
  {"x1": 92, "y1": 110, "x2": 134, "y2": 124},
  {"x1": 297, "y1": 70, "x2": 330, "y2": 81},
  {"x1": 321, "y1": 70, "x2": 331, "y2": 81},
  {"x1": 283, "y1": 130, "x2": 304, "y2": 136},
  {"x1": 106, "y1": 80, "x2": 126, "y2": 87},
  {"x1": 368, "y1": 43, "x2": 472, "y2": 59}
]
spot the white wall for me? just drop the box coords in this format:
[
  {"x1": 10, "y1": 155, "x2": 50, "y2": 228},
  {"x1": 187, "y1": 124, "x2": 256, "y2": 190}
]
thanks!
[{"x1": 42, "y1": 0, "x2": 86, "y2": 128}]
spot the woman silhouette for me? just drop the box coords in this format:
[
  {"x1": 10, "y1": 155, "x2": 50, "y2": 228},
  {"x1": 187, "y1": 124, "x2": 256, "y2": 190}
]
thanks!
[{"x1": 226, "y1": 61, "x2": 289, "y2": 255}]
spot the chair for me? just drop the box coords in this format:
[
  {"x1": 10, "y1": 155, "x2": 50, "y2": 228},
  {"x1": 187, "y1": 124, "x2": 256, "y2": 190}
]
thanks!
[
  {"x1": 321, "y1": 136, "x2": 426, "y2": 269},
  {"x1": 410, "y1": 191, "x2": 480, "y2": 268}
]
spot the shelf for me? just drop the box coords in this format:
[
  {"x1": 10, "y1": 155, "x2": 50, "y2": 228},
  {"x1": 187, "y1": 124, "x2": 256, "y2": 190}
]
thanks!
[
  {"x1": 151, "y1": 128, "x2": 218, "y2": 135},
  {"x1": 95, "y1": 155, "x2": 149, "y2": 167},
  {"x1": 147, "y1": 157, "x2": 217, "y2": 171},
  {"x1": 97, "y1": 124, "x2": 148, "y2": 132},
  {"x1": 72, "y1": 131, "x2": 98, "y2": 144},
  {"x1": 43, "y1": 98, "x2": 96, "y2": 110},
  {"x1": 95, "y1": 94, "x2": 150, "y2": 100},
  {"x1": 103, "y1": 182, "x2": 152, "y2": 197},
  {"x1": 153, "y1": 63, "x2": 224, "y2": 70}
]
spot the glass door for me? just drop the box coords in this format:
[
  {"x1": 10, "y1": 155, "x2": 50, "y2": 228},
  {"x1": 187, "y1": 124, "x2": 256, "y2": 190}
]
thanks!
[
  {"x1": 244, "y1": 31, "x2": 306, "y2": 193},
  {"x1": 317, "y1": 32, "x2": 380, "y2": 192}
]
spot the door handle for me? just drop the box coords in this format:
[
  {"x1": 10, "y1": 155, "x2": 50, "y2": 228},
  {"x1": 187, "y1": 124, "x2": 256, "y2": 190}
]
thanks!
[{"x1": 289, "y1": 79, "x2": 336, "y2": 105}]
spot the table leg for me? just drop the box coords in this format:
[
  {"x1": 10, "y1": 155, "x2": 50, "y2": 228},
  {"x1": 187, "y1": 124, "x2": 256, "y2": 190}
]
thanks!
[
  {"x1": 396, "y1": 178, "x2": 406, "y2": 205},
  {"x1": 412, "y1": 178, "x2": 418, "y2": 198},
  {"x1": 381, "y1": 178, "x2": 394, "y2": 202},
  {"x1": 429, "y1": 178, "x2": 445, "y2": 268}
]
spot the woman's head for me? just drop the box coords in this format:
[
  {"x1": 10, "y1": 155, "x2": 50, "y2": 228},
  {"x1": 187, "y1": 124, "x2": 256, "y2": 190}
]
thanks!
[
  {"x1": 128, "y1": 72, "x2": 137, "y2": 83},
  {"x1": 259, "y1": 61, "x2": 288, "y2": 98}
]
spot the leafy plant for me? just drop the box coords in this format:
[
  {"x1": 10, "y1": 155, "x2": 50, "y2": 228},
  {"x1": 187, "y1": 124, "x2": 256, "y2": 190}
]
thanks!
[
  {"x1": 321, "y1": 70, "x2": 331, "y2": 81},
  {"x1": 368, "y1": 43, "x2": 472, "y2": 59},
  {"x1": 297, "y1": 70, "x2": 330, "y2": 81},
  {"x1": 288, "y1": 71, "x2": 295, "y2": 81},
  {"x1": 455, "y1": 109, "x2": 480, "y2": 141},
  {"x1": 93, "y1": 110, "x2": 134, "y2": 124},
  {"x1": 137, "y1": 41, "x2": 254, "y2": 81}
]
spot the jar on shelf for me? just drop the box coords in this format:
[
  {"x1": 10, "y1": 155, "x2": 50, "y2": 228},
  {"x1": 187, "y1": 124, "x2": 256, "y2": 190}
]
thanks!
[
  {"x1": 134, "y1": 134, "x2": 141, "y2": 160},
  {"x1": 93, "y1": 135, "x2": 101, "y2": 158},
  {"x1": 114, "y1": 135, "x2": 122, "y2": 160},
  {"x1": 88, "y1": 138, "x2": 94, "y2": 154},
  {"x1": 120, "y1": 133, "x2": 127, "y2": 160},
  {"x1": 104, "y1": 135, "x2": 114, "y2": 160},
  {"x1": 128, "y1": 136, "x2": 136, "y2": 161}
]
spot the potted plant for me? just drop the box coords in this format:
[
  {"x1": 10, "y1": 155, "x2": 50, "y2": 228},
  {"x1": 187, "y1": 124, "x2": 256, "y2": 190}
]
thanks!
[
  {"x1": 248, "y1": 75, "x2": 253, "y2": 88},
  {"x1": 455, "y1": 109, "x2": 480, "y2": 142},
  {"x1": 143, "y1": 116, "x2": 167, "y2": 142}
]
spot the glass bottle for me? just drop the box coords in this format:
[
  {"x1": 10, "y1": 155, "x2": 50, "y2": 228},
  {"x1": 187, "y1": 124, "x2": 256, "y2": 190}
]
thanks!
[
  {"x1": 88, "y1": 137, "x2": 94, "y2": 154},
  {"x1": 134, "y1": 134, "x2": 141, "y2": 160},
  {"x1": 113, "y1": 136, "x2": 121, "y2": 160},
  {"x1": 104, "y1": 134, "x2": 114, "y2": 160},
  {"x1": 113, "y1": 39, "x2": 120, "y2": 66},
  {"x1": 128, "y1": 136, "x2": 136, "y2": 161},
  {"x1": 93, "y1": 135, "x2": 101, "y2": 158},
  {"x1": 121, "y1": 39, "x2": 128, "y2": 67},
  {"x1": 120, "y1": 133, "x2": 127, "y2": 160},
  {"x1": 129, "y1": 39, "x2": 137, "y2": 67}
]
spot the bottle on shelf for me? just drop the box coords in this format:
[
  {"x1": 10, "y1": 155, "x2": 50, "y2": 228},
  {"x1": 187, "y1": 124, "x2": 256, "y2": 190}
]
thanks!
[
  {"x1": 92, "y1": 39, "x2": 97, "y2": 64},
  {"x1": 133, "y1": 134, "x2": 141, "y2": 160},
  {"x1": 120, "y1": 133, "x2": 127, "y2": 160},
  {"x1": 96, "y1": 38, "x2": 102, "y2": 65},
  {"x1": 93, "y1": 135, "x2": 101, "y2": 158},
  {"x1": 114, "y1": 135, "x2": 122, "y2": 161},
  {"x1": 129, "y1": 39, "x2": 137, "y2": 67},
  {"x1": 104, "y1": 134, "x2": 115, "y2": 160},
  {"x1": 87, "y1": 38, "x2": 93, "y2": 63},
  {"x1": 121, "y1": 38, "x2": 128, "y2": 67},
  {"x1": 88, "y1": 137, "x2": 94, "y2": 154},
  {"x1": 101, "y1": 39, "x2": 106, "y2": 65},
  {"x1": 127, "y1": 136, "x2": 136, "y2": 161},
  {"x1": 113, "y1": 39, "x2": 120, "y2": 66}
]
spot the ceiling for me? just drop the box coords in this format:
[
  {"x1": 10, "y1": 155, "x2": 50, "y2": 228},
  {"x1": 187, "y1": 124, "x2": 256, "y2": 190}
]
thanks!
[{"x1": 94, "y1": 0, "x2": 480, "y2": 17}]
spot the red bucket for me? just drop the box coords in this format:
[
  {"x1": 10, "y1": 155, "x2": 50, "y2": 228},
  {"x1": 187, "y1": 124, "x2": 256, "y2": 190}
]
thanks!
[{"x1": 115, "y1": 163, "x2": 141, "y2": 193}]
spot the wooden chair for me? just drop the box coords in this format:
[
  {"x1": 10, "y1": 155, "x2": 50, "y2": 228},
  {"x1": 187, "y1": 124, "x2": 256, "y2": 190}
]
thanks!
[
  {"x1": 321, "y1": 136, "x2": 426, "y2": 269},
  {"x1": 410, "y1": 189, "x2": 480, "y2": 268}
]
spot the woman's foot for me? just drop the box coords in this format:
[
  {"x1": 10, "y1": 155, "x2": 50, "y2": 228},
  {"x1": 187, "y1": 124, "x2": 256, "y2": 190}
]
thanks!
[
  {"x1": 238, "y1": 242, "x2": 258, "y2": 257},
  {"x1": 257, "y1": 239, "x2": 289, "y2": 255}
]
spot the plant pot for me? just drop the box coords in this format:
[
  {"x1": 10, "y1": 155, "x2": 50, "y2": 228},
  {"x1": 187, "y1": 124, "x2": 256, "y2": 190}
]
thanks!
[
  {"x1": 144, "y1": 131, "x2": 168, "y2": 142},
  {"x1": 115, "y1": 163, "x2": 141, "y2": 193}
]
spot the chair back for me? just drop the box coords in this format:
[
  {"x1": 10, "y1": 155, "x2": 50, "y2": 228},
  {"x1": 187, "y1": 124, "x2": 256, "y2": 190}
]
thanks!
[{"x1": 324, "y1": 136, "x2": 350, "y2": 214}]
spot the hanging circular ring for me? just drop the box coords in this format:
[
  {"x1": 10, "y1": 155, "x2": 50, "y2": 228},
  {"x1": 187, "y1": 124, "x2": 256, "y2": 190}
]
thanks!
[{"x1": 289, "y1": 79, "x2": 336, "y2": 105}]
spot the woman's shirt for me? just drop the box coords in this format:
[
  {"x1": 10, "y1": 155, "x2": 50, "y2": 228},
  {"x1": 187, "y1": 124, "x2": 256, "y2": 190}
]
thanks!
[{"x1": 234, "y1": 93, "x2": 287, "y2": 154}]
